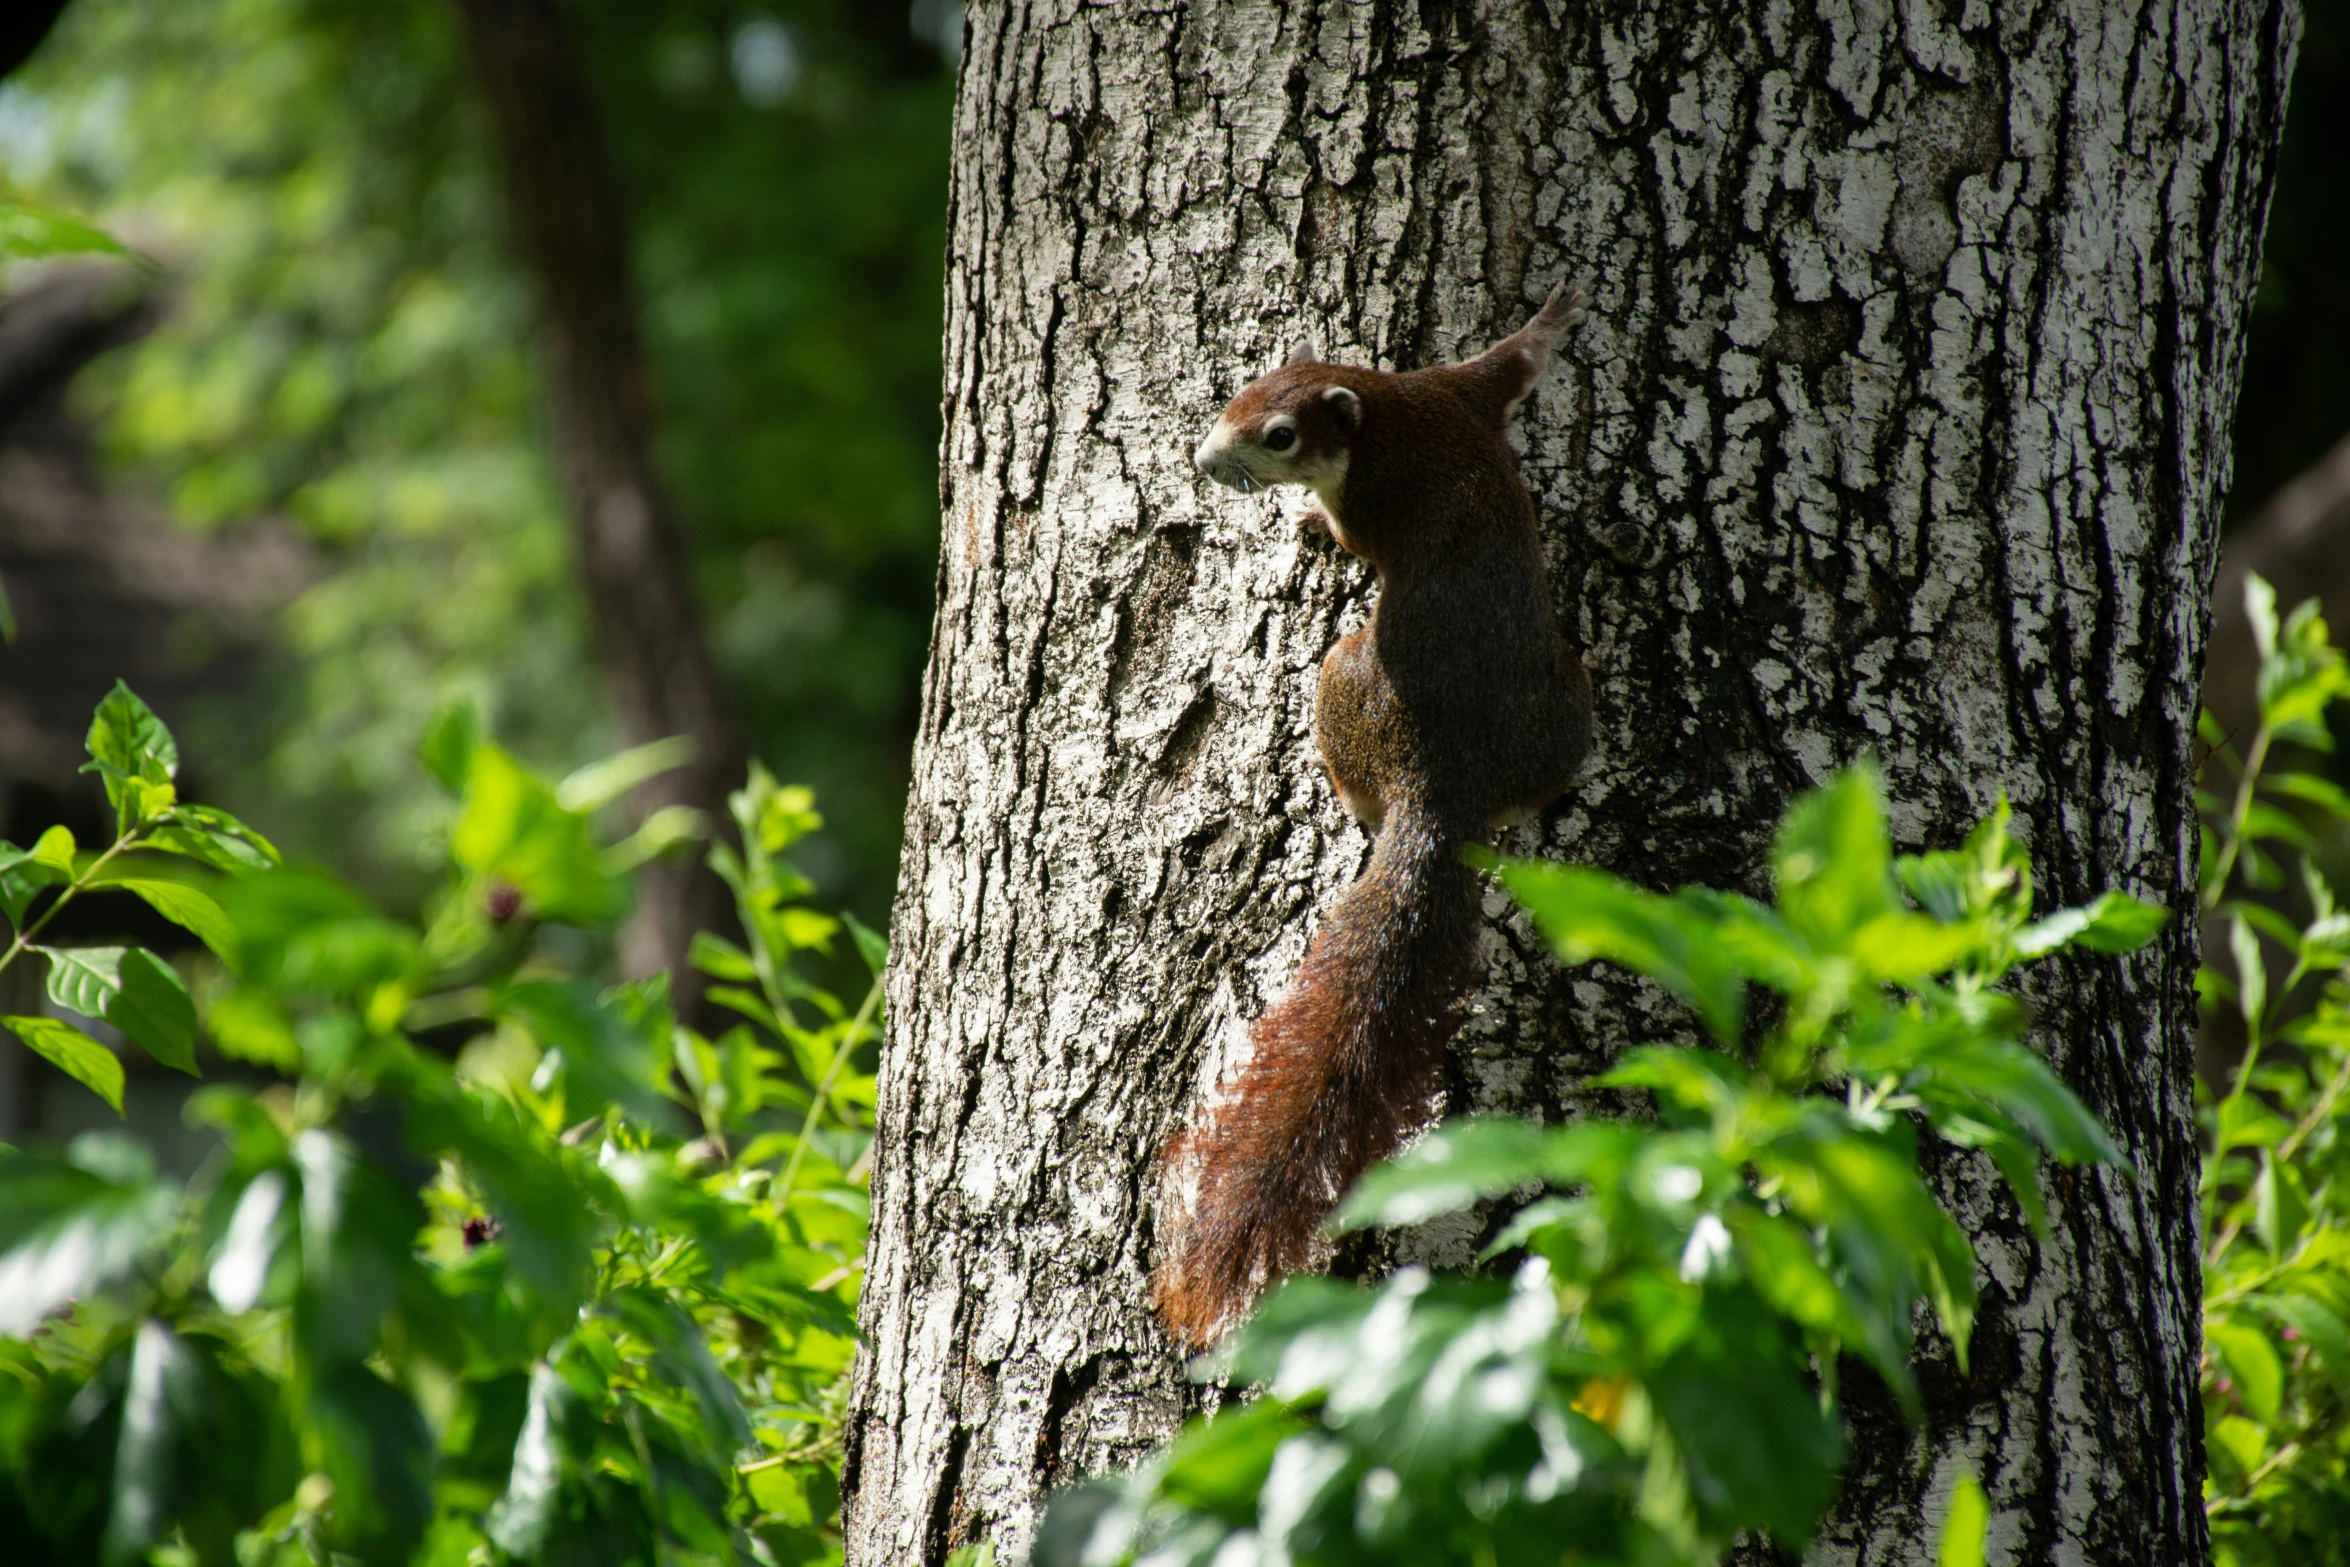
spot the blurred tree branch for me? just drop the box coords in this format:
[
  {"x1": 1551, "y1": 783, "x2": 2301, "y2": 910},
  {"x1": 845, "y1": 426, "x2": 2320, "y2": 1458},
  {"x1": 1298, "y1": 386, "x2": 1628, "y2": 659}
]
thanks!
[
  {"x1": 449, "y1": 0, "x2": 742, "y2": 993},
  {"x1": 2205, "y1": 427, "x2": 2350, "y2": 745},
  {"x1": 0, "y1": 1, "x2": 71, "y2": 80}
]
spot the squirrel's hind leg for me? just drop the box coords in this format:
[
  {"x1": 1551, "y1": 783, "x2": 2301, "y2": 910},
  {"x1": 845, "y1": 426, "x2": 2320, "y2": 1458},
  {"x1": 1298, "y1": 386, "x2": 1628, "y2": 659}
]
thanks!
[{"x1": 1314, "y1": 629, "x2": 1391, "y2": 831}]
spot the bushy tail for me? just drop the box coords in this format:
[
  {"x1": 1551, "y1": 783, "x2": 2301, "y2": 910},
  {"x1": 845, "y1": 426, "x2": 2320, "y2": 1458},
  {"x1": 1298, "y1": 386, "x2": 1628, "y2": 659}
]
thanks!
[{"x1": 1153, "y1": 804, "x2": 1482, "y2": 1346}]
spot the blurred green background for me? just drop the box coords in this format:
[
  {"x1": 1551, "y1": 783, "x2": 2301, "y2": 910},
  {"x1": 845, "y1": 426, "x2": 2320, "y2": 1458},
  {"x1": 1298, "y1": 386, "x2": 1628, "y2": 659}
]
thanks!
[{"x1": 0, "y1": 0, "x2": 955, "y2": 934}]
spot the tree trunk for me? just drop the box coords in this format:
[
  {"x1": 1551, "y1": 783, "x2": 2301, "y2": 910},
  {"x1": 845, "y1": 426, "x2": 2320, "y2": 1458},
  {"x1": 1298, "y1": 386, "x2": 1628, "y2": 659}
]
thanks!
[
  {"x1": 848, "y1": 4, "x2": 2298, "y2": 1563},
  {"x1": 451, "y1": 0, "x2": 741, "y2": 988}
]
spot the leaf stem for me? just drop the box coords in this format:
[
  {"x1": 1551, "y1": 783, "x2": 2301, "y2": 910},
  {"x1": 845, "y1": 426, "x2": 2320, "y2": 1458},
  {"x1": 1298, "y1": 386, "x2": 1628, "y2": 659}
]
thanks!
[
  {"x1": 0, "y1": 832, "x2": 137, "y2": 979},
  {"x1": 772, "y1": 971, "x2": 883, "y2": 1218},
  {"x1": 2205, "y1": 1049, "x2": 2350, "y2": 1269},
  {"x1": 2205, "y1": 726, "x2": 2273, "y2": 916}
]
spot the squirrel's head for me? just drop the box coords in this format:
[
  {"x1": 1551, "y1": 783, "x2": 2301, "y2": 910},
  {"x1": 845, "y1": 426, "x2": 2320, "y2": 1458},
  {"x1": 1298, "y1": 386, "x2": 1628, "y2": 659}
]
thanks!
[{"x1": 1191, "y1": 346, "x2": 1362, "y2": 500}]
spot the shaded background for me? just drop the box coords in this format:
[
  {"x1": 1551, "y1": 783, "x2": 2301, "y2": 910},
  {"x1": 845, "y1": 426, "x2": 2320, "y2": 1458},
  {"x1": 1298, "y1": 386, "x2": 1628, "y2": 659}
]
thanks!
[{"x1": 0, "y1": 0, "x2": 2341, "y2": 1134}]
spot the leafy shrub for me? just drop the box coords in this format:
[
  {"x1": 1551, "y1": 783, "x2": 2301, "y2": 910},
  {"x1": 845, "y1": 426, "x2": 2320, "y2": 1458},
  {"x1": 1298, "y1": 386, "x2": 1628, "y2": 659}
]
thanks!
[
  {"x1": 0, "y1": 684, "x2": 876, "y2": 1565},
  {"x1": 2198, "y1": 575, "x2": 2350, "y2": 1565},
  {"x1": 1037, "y1": 767, "x2": 2162, "y2": 1565}
]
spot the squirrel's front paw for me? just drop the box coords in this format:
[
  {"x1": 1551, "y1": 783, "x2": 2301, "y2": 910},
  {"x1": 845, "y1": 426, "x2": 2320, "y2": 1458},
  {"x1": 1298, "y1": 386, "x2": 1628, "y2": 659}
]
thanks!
[{"x1": 1283, "y1": 494, "x2": 1334, "y2": 535}]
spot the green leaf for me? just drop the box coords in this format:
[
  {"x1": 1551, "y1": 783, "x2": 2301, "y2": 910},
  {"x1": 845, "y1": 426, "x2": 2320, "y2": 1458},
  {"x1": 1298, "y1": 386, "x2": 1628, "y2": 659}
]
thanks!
[
  {"x1": 1647, "y1": 1298, "x2": 1843, "y2": 1542},
  {"x1": 216, "y1": 866, "x2": 412, "y2": 998},
  {"x1": 0, "y1": 573, "x2": 13, "y2": 644},
  {"x1": 0, "y1": 201, "x2": 128, "y2": 260},
  {"x1": 1907, "y1": 1036, "x2": 2124, "y2": 1168},
  {"x1": 486, "y1": 1360, "x2": 589, "y2": 1558},
  {"x1": 556, "y1": 735, "x2": 695, "y2": 813},
  {"x1": 2014, "y1": 892, "x2": 2169, "y2": 958},
  {"x1": 1774, "y1": 763, "x2": 1894, "y2": 946},
  {"x1": 292, "y1": 1130, "x2": 426, "y2": 1363},
  {"x1": 2232, "y1": 915, "x2": 2268, "y2": 1033},
  {"x1": 84, "y1": 682, "x2": 180, "y2": 833},
  {"x1": 0, "y1": 851, "x2": 67, "y2": 926},
  {"x1": 1498, "y1": 860, "x2": 1745, "y2": 1045},
  {"x1": 106, "y1": 878, "x2": 238, "y2": 966},
  {"x1": 604, "y1": 1288, "x2": 752, "y2": 1458},
  {"x1": 207, "y1": 1170, "x2": 291, "y2": 1313},
  {"x1": 407, "y1": 1083, "x2": 595, "y2": 1315},
  {"x1": 453, "y1": 746, "x2": 620, "y2": 925},
  {"x1": 204, "y1": 986, "x2": 301, "y2": 1070},
  {"x1": 309, "y1": 1361, "x2": 433, "y2": 1559},
  {"x1": 2269, "y1": 770, "x2": 2350, "y2": 821},
  {"x1": 103, "y1": 1319, "x2": 210, "y2": 1567},
  {"x1": 42, "y1": 946, "x2": 200, "y2": 1076},
  {"x1": 32, "y1": 823, "x2": 76, "y2": 871},
  {"x1": 1331, "y1": 1118, "x2": 1551, "y2": 1232},
  {"x1": 1601, "y1": 1046, "x2": 1747, "y2": 1117},
  {"x1": 0, "y1": 1135, "x2": 178, "y2": 1334},
  {"x1": 86, "y1": 682, "x2": 180, "y2": 778},
  {"x1": 688, "y1": 931, "x2": 759, "y2": 981},
  {"x1": 844, "y1": 909, "x2": 891, "y2": 977},
  {"x1": 2242, "y1": 800, "x2": 2321, "y2": 852},
  {"x1": 1849, "y1": 910, "x2": 1981, "y2": 981},
  {"x1": 418, "y1": 696, "x2": 484, "y2": 792},
  {"x1": 4, "y1": 1015, "x2": 125, "y2": 1113},
  {"x1": 499, "y1": 979, "x2": 681, "y2": 1132},
  {"x1": 1937, "y1": 1473, "x2": 1989, "y2": 1567},
  {"x1": 2254, "y1": 1152, "x2": 2310, "y2": 1258},
  {"x1": 2207, "y1": 1317, "x2": 2285, "y2": 1424},
  {"x1": 145, "y1": 804, "x2": 280, "y2": 870},
  {"x1": 2247, "y1": 572, "x2": 2281, "y2": 660}
]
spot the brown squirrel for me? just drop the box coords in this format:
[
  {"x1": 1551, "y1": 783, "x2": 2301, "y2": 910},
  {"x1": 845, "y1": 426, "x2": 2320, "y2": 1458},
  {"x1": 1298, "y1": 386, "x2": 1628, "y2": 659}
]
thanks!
[{"x1": 1156, "y1": 285, "x2": 1595, "y2": 1346}]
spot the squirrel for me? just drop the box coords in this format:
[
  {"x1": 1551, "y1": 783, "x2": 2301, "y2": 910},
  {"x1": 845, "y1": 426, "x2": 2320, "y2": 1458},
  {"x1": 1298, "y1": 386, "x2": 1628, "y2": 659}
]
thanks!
[{"x1": 1155, "y1": 284, "x2": 1595, "y2": 1346}]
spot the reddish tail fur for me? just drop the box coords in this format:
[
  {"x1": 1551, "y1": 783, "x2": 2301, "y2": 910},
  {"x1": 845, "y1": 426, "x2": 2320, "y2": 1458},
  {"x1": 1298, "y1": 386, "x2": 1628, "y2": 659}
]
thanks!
[{"x1": 1153, "y1": 801, "x2": 1482, "y2": 1345}]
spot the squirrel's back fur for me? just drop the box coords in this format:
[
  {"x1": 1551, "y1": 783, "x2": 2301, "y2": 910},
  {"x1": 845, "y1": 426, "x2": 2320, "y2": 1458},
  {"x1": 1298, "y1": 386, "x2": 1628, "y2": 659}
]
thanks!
[{"x1": 1163, "y1": 285, "x2": 1594, "y2": 1345}]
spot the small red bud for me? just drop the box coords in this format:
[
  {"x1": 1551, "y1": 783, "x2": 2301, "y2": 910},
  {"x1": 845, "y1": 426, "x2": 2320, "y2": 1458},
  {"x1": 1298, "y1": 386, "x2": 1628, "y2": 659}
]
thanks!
[
  {"x1": 462, "y1": 1215, "x2": 504, "y2": 1250},
  {"x1": 485, "y1": 880, "x2": 524, "y2": 924}
]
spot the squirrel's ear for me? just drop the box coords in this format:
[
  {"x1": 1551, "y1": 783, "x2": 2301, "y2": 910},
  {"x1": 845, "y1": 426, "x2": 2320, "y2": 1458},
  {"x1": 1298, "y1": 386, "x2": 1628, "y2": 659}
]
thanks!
[
  {"x1": 1285, "y1": 341, "x2": 1320, "y2": 367},
  {"x1": 1322, "y1": 384, "x2": 1360, "y2": 435}
]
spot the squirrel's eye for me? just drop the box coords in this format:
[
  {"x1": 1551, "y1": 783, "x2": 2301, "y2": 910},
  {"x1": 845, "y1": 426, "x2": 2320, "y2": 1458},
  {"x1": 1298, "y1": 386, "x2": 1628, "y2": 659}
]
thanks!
[{"x1": 1262, "y1": 427, "x2": 1298, "y2": 452}]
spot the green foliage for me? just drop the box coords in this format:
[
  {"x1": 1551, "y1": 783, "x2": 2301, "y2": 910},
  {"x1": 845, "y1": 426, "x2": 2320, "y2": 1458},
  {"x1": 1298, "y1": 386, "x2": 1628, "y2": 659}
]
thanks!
[
  {"x1": 9, "y1": 0, "x2": 951, "y2": 914},
  {"x1": 0, "y1": 685, "x2": 876, "y2": 1565},
  {"x1": 1039, "y1": 766, "x2": 2155, "y2": 1566},
  {"x1": 2198, "y1": 573, "x2": 2350, "y2": 1565}
]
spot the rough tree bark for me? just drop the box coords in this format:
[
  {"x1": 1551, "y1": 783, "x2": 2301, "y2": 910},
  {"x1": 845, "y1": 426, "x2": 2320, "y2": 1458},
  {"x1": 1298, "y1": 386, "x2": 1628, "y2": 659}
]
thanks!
[
  {"x1": 848, "y1": 4, "x2": 2298, "y2": 1563},
  {"x1": 451, "y1": 0, "x2": 742, "y2": 986}
]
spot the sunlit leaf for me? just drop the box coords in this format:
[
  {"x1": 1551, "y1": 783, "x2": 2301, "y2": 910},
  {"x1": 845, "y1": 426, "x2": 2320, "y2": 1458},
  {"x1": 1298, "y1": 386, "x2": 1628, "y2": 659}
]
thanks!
[
  {"x1": 486, "y1": 1360, "x2": 586, "y2": 1557},
  {"x1": 41, "y1": 946, "x2": 200, "y2": 1076},
  {"x1": 454, "y1": 746, "x2": 620, "y2": 924},
  {"x1": 1499, "y1": 860, "x2": 1745, "y2": 1045},
  {"x1": 2014, "y1": 891, "x2": 2169, "y2": 957},
  {"x1": 418, "y1": 696, "x2": 485, "y2": 792},
  {"x1": 0, "y1": 1136, "x2": 178, "y2": 1335},
  {"x1": 1331, "y1": 1118, "x2": 1549, "y2": 1233},
  {"x1": 0, "y1": 202, "x2": 127, "y2": 260},
  {"x1": 4, "y1": 1015, "x2": 125, "y2": 1114},
  {"x1": 556, "y1": 735, "x2": 695, "y2": 813},
  {"x1": 1774, "y1": 763, "x2": 1894, "y2": 946},
  {"x1": 1937, "y1": 1472, "x2": 1989, "y2": 1567},
  {"x1": 107, "y1": 878, "x2": 238, "y2": 966}
]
